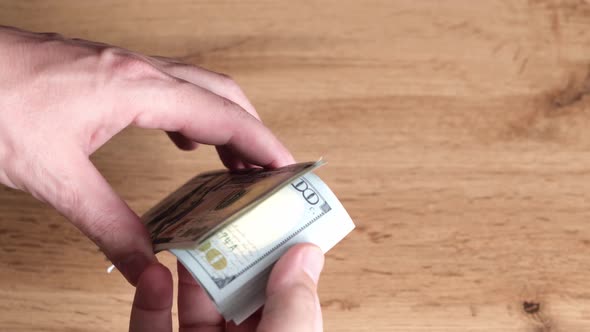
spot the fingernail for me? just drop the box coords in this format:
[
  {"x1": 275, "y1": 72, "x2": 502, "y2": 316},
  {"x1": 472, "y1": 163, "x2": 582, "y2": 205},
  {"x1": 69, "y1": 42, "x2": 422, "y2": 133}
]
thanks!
[
  {"x1": 300, "y1": 245, "x2": 324, "y2": 285},
  {"x1": 116, "y1": 253, "x2": 156, "y2": 286}
]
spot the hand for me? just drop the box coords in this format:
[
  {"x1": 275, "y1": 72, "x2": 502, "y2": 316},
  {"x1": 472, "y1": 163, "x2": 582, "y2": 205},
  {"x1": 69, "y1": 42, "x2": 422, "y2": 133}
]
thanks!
[
  {"x1": 130, "y1": 244, "x2": 324, "y2": 332},
  {"x1": 0, "y1": 26, "x2": 294, "y2": 285}
]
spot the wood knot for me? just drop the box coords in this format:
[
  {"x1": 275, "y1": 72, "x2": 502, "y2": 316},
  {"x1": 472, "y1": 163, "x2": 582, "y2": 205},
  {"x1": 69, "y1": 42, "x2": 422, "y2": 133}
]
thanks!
[{"x1": 523, "y1": 301, "x2": 541, "y2": 314}]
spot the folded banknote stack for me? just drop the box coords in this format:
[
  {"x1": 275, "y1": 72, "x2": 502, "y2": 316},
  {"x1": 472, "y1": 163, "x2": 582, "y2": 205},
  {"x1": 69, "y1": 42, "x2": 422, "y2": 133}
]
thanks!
[{"x1": 139, "y1": 160, "x2": 354, "y2": 324}]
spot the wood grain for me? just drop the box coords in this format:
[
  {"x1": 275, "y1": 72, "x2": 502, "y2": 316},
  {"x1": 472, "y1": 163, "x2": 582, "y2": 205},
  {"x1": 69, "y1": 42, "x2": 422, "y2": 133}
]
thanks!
[{"x1": 1, "y1": 1, "x2": 590, "y2": 331}]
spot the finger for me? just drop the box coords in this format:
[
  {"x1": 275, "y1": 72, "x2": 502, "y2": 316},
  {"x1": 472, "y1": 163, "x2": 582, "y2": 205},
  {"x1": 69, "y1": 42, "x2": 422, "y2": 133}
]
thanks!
[
  {"x1": 149, "y1": 57, "x2": 261, "y2": 120},
  {"x1": 129, "y1": 263, "x2": 173, "y2": 332},
  {"x1": 257, "y1": 244, "x2": 324, "y2": 332},
  {"x1": 149, "y1": 57, "x2": 265, "y2": 167},
  {"x1": 177, "y1": 261, "x2": 225, "y2": 332},
  {"x1": 215, "y1": 145, "x2": 247, "y2": 170},
  {"x1": 38, "y1": 155, "x2": 156, "y2": 285},
  {"x1": 166, "y1": 131, "x2": 199, "y2": 151},
  {"x1": 129, "y1": 80, "x2": 294, "y2": 168}
]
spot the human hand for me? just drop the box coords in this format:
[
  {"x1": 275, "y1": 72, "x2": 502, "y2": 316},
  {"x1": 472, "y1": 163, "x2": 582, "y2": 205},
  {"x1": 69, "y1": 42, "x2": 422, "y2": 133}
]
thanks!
[
  {"x1": 129, "y1": 243, "x2": 324, "y2": 332},
  {"x1": 0, "y1": 26, "x2": 294, "y2": 285}
]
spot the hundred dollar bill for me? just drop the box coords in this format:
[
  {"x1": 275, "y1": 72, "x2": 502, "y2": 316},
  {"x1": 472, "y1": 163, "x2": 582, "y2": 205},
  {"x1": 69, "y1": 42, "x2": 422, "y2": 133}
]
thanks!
[
  {"x1": 140, "y1": 161, "x2": 355, "y2": 324},
  {"x1": 142, "y1": 161, "x2": 323, "y2": 250}
]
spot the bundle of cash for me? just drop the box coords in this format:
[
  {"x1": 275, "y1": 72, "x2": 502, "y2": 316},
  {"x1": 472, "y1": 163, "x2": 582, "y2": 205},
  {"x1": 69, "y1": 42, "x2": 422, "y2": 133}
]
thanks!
[{"x1": 140, "y1": 160, "x2": 355, "y2": 324}]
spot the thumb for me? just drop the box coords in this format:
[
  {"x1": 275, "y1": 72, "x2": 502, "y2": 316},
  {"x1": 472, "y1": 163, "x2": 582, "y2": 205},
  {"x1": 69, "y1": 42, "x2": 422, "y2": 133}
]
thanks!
[
  {"x1": 129, "y1": 263, "x2": 173, "y2": 332},
  {"x1": 257, "y1": 244, "x2": 325, "y2": 332},
  {"x1": 34, "y1": 156, "x2": 156, "y2": 285}
]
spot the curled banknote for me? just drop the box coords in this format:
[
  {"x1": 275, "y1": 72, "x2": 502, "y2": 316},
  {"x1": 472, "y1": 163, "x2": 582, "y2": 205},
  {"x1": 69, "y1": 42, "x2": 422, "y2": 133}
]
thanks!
[{"x1": 141, "y1": 161, "x2": 355, "y2": 323}]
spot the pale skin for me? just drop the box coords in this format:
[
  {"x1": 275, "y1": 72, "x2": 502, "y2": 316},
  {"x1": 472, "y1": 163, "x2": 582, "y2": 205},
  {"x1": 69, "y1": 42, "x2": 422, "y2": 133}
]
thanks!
[{"x1": 0, "y1": 26, "x2": 324, "y2": 331}]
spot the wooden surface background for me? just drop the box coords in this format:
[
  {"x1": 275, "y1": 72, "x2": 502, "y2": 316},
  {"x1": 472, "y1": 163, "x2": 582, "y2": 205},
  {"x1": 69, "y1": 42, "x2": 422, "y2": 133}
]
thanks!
[{"x1": 1, "y1": 1, "x2": 590, "y2": 331}]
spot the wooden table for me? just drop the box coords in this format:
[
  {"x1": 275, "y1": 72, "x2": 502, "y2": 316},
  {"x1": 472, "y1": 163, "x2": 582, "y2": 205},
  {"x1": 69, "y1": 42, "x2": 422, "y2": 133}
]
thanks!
[{"x1": 1, "y1": 1, "x2": 590, "y2": 331}]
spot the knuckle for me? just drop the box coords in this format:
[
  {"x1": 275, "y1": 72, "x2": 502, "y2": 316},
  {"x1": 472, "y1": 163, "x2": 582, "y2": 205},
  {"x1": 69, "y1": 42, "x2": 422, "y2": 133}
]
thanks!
[
  {"x1": 217, "y1": 72, "x2": 232, "y2": 81},
  {"x1": 37, "y1": 32, "x2": 64, "y2": 40},
  {"x1": 158, "y1": 56, "x2": 184, "y2": 67},
  {"x1": 79, "y1": 210, "x2": 117, "y2": 248},
  {"x1": 100, "y1": 48, "x2": 168, "y2": 82},
  {"x1": 223, "y1": 99, "x2": 251, "y2": 121},
  {"x1": 51, "y1": 183, "x2": 82, "y2": 221},
  {"x1": 216, "y1": 94, "x2": 250, "y2": 119},
  {"x1": 34, "y1": 33, "x2": 67, "y2": 48},
  {"x1": 283, "y1": 283, "x2": 318, "y2": 312},
  {"x1": 63, "y1": 191, "x2": 117, "y2": 249},
  {"x1": 218, "y1": 73, "x2": 235, "y2": 85},
  {"x1": 218, "y1": 74, "x2": 245, "y2": 98},
  {"x1": 132, "y1": 78, "x2": 189, "y2": 128},
  {"x1": 294, "y1": 283, "x2": 318, "y2": 303},
  {"x1": 33, "y1": 32, "x2": 69, "y2": 48}
]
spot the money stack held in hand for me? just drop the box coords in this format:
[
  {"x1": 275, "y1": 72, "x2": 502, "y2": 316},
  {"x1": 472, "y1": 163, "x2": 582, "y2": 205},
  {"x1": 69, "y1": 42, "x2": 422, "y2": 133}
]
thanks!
[{"x1": 140, "y1": 161, "x2": 355, "y2": 324}]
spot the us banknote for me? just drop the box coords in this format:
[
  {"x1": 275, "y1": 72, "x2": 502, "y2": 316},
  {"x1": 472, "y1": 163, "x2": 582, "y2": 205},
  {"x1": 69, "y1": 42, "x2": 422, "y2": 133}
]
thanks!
[{"x1": 140, "y1": 161, "x2": 355, "y2": 324}]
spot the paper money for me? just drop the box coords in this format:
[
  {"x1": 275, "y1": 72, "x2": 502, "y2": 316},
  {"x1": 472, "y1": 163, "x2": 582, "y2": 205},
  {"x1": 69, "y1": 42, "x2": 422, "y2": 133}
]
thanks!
[{"x1": 141, "y1": 161, "x2": 355, "y2": 324}]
